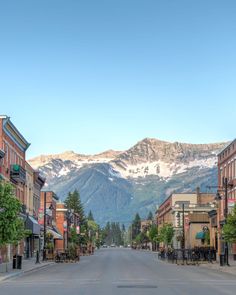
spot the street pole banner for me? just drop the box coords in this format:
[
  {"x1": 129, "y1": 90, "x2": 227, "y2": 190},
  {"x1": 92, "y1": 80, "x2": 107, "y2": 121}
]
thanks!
[
  {"x1": 38, "y1": 208, "x2": 44, "y2": 225},
  {"x1": 63, "y1": 221, "x2": 68, "y2": 232}
]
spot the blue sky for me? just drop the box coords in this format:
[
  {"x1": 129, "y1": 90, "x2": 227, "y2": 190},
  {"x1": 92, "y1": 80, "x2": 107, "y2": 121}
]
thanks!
[{"x1": 0, "y1": 0, "x2": 235, "y2": 159}]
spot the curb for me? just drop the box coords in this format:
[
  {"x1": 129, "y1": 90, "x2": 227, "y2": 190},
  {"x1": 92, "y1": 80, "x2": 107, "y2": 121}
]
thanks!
[
  {"x1": 199, "y1": 263, "x2": 236, "y2": 277},
  {"x1": 0, "y1": 262, "x2": 55, "y2": 282}
]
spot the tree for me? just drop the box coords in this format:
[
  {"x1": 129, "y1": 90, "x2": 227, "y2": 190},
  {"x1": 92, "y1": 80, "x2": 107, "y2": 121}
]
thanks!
[
  {"x1": 0, "y1": 182, "x2": 28, "y2": 252},
  {"x1": 147, "y1": 211, "x2": 153, "y2": 220},
  {"x1": 148, "y1": 224, "x2": 159, "y2": 251},
  {"x1": 87, "y1": 210, "x2": 94, "y2": 221},
  {"x1": 132, "y1": 213, "x2": 141, "y2": 240},
  {"x1": 149, "y1": 224, "x2": 158, "y2": 242},
  {"x1": 65, "y1": 190, "x2": 85, "y2": 224},
  {"x1": 158, "y1": 223, "x2": 174, "y2": 247},
  {"x1": 223, "y1": 204, "x2": 236, "y2": 243}
]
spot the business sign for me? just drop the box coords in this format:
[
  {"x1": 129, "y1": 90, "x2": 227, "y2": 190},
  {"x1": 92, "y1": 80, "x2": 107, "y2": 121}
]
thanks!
[{"x1": 38, "y1": 208, "x2": 44, "y2": 225}]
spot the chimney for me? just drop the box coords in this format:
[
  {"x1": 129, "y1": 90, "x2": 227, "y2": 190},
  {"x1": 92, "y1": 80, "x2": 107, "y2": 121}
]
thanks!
[{"x1": 196, "y1": 187, "x2": 201, "y2": 204}]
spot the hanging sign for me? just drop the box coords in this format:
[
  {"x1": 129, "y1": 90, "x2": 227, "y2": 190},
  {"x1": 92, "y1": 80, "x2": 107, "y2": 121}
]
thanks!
[{"x1": 38, "y1": 208, "x2": 44, "y2": 225}]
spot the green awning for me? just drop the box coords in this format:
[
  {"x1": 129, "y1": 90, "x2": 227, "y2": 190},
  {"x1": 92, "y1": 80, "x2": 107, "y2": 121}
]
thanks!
[{"x1": 195, "y1": 232, "x2": 205, "y2": 239}]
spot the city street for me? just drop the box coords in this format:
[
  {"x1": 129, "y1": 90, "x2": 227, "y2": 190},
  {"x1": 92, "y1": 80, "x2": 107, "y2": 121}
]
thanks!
[{"x1": 1, "y1": 248, "x2": 236, "y2": 295}]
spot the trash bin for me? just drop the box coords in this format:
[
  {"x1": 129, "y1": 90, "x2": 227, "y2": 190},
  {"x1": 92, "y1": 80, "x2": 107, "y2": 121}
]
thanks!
[
  {"x1": 220, "y1": 254, "x2": 225, "y2": 266},
  {"x1": 12, "y1": 255, "x2": 17, "y2": 269},
  {"x1": 16, "y1": 255, "x2": 22, "y2": 269}
]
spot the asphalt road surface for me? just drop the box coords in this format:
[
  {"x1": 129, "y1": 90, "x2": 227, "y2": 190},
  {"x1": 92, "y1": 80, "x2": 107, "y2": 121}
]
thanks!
[{"x1": 1, "y1": 248, "x2": 236, "y2": 295}]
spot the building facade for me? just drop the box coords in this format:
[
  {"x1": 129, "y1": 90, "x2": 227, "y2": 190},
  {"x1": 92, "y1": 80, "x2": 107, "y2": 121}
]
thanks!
[
  {"x1": 40, "y1": 191, "x2": 63, "y2": 256},
  {"x1": 0, "y1": 115, "x2": 30, "y2": 263},
  {"x1": 156, "y1": 189, "x2": 216, "y2": 249},
  {"x1": 218, "y1": 139, "x2": 236, "y2": 260}
]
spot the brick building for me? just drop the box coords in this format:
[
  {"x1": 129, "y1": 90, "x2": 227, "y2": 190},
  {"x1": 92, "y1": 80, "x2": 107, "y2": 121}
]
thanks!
[
  {"x1": 25, "y1": 163, "x2": 45, "y2": 258},
  {"x1": 218, "y1": 139, "x2": 236, "y2": 260},
  {"x1": 40, "y1": 191, "x2": 63, "y2": 254},
  {"x1": 0, "y1": 115, "x2": 30, "y2": 263},
  {"x1": 0, "y1": 115, "x2": 30, "y2": 202},
  {"x1": 55, "y1": 202, "x2": 80, "y2": 253}
]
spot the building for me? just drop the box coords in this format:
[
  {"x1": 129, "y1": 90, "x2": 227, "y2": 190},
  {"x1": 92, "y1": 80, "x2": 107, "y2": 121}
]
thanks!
[
  {"x1": 0, "y1": 148, "x2": 5, "y2": 169},
  {"x1": 55, "y1": 202, "x2": 80, "y2": 253},
  {"x1": 40, "y1": 191, "x2": 63, "y2": 256},
  {"x1": 218, "y1": 139, "x2": 236, "y2": 261},
  {"x1": 156, "y1": 189, "x2": 216, "y2": 249},
  {"x1": 24, "y1": 163, "x2": 45, "y2": 258},
  {"x1": 140, "y1": 220, "x2": 153, "y2": 233},
  {"x1": 0, "y1": 115, "x2": 30, "y2": 262}
]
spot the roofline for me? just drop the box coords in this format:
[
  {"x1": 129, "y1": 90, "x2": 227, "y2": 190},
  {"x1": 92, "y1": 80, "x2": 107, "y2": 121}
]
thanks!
[
  {"x1": 217, "y1": 139, "x2": 236, "y2": 156},
  {"x1": 0, "y1": 115, "x2": 31, "y2": 151},
  {"x1": 41, "y1": 190, "x2": 59, "y2": 200},
  {"x1": 156, "y1": 191, "x2": 216, "y2": 212}
]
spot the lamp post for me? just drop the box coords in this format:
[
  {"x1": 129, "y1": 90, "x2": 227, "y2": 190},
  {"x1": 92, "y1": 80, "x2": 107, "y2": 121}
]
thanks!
[
  {"x1": 66, "y1": 209, "x2": 74, "y2": 250},
  {"x1": 43, "y1": 192, "x2": 53, "y2": 261},
  {"x1": 215, "y1": 177, "x2": 232, "y2": 266},
  {"x1": 176, "y1": 204, "x2": 185, "y2": 250},
  {"x1": 176, "y1": 204, "x2": 185, "y2": 264},
  {"x1": 182, "y1": 204, "x2": 185, "y2": 250},
  {"x1": 208, "y1": 177, "x2": 233, "y2": 266}
]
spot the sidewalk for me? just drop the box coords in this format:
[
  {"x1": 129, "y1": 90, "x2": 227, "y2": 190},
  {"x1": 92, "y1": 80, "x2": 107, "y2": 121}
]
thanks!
[
  {"x1": 0, "y1": 258, "x2": 55, "y2": 282},
  {"x1": 199, "y1": 260, "x2": 236, "y2": 276}
]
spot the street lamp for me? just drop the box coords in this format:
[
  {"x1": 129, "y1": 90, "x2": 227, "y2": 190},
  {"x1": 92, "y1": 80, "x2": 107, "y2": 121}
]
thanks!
[
  {"x1": 66, "y1": 209, "x2": 74, "y2": 250},
  {"x1": 176, "y1": 204, "x2": 185, "y2": 250},
  {"x1": 43, "y1": 192, "x2": 53, "y2": 261},
  {"x1": 208, "y1": 177, "x2": 233, "y2": 266}
]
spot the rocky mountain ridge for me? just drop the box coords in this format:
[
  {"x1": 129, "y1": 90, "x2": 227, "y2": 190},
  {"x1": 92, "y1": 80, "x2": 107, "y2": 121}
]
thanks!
[{"x1": 28, "y1": 138, "x2": 227, "y2": 225}]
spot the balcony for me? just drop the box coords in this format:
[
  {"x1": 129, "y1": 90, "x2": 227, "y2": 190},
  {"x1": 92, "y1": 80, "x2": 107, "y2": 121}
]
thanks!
[{"x1": 10, "y1": 164, "x2": 26, "y2": 184}]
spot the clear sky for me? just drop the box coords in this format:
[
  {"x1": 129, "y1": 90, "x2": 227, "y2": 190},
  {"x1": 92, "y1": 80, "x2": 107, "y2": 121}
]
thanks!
[{"x1": 0, "y1": 0, "x2": 235, "y2": 159}]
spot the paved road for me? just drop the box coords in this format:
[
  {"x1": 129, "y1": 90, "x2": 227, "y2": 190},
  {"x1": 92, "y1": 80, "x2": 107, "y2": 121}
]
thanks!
[{"x1": 1, "y1": 248, "x2": 236, "y2": 295}]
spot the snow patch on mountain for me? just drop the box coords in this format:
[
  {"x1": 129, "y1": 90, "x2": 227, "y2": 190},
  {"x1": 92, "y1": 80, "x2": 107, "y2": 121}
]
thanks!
[{"x1": 112, "y1": 157, "x2": 217, "y2": 179}]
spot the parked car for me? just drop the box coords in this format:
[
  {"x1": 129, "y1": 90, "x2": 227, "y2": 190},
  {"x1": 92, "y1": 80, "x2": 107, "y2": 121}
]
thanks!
[
  {"x1": 110, "y1": 244, "x2": 116, "y2": 247},
  {"x1": 102, "y1": 244, "x2": 108, "y2": 248}
]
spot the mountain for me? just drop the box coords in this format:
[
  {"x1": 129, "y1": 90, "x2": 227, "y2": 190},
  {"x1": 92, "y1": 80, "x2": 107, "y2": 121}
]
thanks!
[{"x1": 28, "y1": 138, "x2": 227, "y2": 225}]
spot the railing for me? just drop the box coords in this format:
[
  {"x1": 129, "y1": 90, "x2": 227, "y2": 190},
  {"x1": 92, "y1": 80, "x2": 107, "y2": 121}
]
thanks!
[
  {"x1": 158, "y1": 247, "x2": 216, "y2": 265},
  {"x1": 10, "y1": 164, "x2": 26, "y2": 183}
]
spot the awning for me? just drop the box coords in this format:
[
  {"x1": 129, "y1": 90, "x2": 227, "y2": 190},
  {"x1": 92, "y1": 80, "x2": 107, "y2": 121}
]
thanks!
[
  {"x1": 195, "y1": 232, "x2": 205, "y2": 239},
  {"x1": 25, "y1": 215, "x2": 41, "y2": 235},
  {"x1": 47, "y1": 228, "x2": 63, "y2": 240}
]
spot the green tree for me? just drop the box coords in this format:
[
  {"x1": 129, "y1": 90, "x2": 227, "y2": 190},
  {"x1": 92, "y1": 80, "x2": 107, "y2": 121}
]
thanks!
[
  {"x1": 132, "y1": 213, "x2": 141, "y2": 240},
  {"x1": 159, "y1": 223, "x2": 174, "y2": 247},
  {"x1": 87, "y1": 210, "x2": 94, "y2": 221},
  {"x1": 223, "y1": 204, "x2": 236, "y2": 243},
  {"x1": 149, "y1": 224, "x2": 158, "y2": 242},
  {"x1": 65, "y1": 190, "x2": 85, "y2": 224},
  {"x1": 147, "y1": 211, "x2": 153, "y2": 220},
  {"x1": 0, "y1": 182, "x2": 28, "y2": 252}
]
